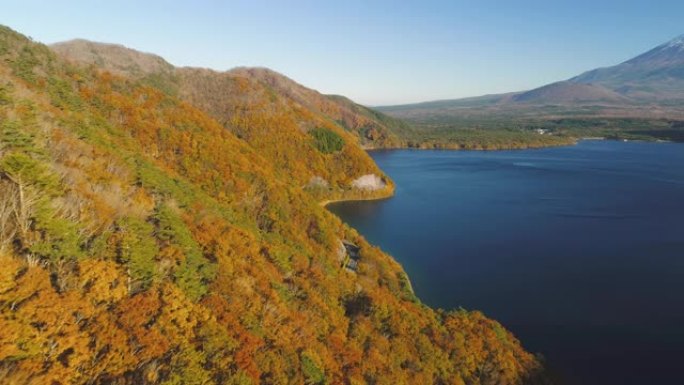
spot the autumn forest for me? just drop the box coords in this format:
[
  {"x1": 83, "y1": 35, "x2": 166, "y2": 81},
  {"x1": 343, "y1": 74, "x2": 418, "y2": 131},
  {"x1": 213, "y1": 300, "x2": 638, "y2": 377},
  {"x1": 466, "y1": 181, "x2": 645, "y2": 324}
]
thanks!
[{"x1": 0, "y1": 25, "x2": 550, "y2": 385}]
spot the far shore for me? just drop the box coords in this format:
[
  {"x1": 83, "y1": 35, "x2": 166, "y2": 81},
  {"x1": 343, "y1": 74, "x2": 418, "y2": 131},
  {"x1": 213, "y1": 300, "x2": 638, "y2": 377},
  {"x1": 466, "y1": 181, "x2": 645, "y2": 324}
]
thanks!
[{"x1": 364, "y1": 136, "x2": 681, "y2": 155}]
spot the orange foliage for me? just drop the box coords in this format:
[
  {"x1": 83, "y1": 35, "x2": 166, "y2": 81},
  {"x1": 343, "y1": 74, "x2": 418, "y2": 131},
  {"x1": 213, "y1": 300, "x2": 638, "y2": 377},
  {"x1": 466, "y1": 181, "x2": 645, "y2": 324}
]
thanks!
[{"x1": 0, "y1": 25, "x2": 546, "y2": 385}]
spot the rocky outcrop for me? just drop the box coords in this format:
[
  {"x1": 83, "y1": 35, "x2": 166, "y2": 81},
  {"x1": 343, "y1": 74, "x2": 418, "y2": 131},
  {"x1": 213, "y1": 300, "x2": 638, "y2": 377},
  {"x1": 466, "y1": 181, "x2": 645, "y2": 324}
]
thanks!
[{"x1": 351, "y1": 174, "x2": 386, "y2": 191}]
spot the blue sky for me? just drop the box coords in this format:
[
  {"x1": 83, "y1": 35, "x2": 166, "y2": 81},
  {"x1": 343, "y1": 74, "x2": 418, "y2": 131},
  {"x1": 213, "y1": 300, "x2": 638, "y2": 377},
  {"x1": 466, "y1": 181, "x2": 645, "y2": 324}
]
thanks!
[{"x1": 3, "y1": 0, "x2": 684, "y2": 105}]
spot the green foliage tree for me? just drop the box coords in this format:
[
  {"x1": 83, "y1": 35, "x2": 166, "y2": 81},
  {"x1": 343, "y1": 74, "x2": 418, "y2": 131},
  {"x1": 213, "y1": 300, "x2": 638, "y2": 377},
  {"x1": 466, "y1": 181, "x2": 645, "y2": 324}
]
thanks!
[
  {"x1": 118, "y1": 216, "x2": 160, "y2": 292},
  {"x1": 0, "y1": 119, "x2": 83, "y2": 265},
  {"x1": 29, "y1": 201, "x2": 85, "y2": 263},
  {"x1": 0, "y1": 82, "x2": 12, "y2": 105},
  {"x1": 160, "y1": 343, "x2": 213, "y2": 385},
  {"x1": 300, "y1": 350, "x2": 326, "y2": 385},
  {"x1": 1, "y1": 117, "x2": 43, "y2": 157},
  {"x1": 310, "y1": 127, "x2": 344, "y2": 154},
  {"x1": 10, "y1": 46, "x2": 40, "y2": 83},
  {"x1": 154, "y1": 203, "x2": 216, "y2": 300}
]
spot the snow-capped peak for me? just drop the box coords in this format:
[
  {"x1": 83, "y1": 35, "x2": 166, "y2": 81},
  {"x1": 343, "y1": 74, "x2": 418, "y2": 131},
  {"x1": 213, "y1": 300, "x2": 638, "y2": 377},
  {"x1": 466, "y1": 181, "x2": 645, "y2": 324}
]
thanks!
[{"x1": 663, "y1": 34, "x2": 684, "y2": 49}]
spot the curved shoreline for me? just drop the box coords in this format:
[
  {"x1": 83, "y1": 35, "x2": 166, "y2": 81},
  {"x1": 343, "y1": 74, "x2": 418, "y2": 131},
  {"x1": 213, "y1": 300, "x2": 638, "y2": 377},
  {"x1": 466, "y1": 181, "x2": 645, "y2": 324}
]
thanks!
[{"x1": 320, "y1": 193, "x2": 394, "y2": 207}]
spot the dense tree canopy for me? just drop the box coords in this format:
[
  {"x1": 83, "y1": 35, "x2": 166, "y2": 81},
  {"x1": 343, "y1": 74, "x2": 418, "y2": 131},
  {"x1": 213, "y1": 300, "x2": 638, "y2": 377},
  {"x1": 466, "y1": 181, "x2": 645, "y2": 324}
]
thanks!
[{"x1": 0, "y1": 25, "x2": 548, "y2": 385}]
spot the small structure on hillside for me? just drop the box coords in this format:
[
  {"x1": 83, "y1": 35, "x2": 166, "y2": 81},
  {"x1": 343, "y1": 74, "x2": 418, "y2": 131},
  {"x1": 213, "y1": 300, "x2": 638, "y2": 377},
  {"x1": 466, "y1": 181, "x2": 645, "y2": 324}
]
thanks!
[{"x1": 340, "y1": 240, "x2": 361, "y2": 272}]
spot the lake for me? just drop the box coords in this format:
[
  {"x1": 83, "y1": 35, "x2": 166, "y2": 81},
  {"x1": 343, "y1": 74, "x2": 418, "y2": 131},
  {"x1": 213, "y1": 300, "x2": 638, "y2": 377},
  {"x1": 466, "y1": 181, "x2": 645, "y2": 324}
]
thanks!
[{"x1": 328, "y1": 140, "x2": 684, "y2": 385}]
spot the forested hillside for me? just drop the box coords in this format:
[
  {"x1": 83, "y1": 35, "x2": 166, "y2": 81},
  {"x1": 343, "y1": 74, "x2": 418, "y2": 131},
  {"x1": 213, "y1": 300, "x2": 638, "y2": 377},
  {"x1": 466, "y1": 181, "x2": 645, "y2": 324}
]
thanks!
[
  {"x1": 51, "y1": 40, "x2": 583, "y2": 152},
  {"x1": 1, "y1": 26, "x2": 546, "y2": 385},
  {"x1": 52, "y1": 39, "x2": 406, "y2": 163}
]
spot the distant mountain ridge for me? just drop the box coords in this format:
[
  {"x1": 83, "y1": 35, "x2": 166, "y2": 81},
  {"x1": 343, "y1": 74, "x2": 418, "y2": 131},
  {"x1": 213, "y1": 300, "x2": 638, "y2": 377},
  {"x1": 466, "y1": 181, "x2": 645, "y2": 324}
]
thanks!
[
  {"x1": 511, "y1": 81, "x2": 629, "y2": 104},
  {"x1": 570, "y1": 34, "x2": 684, "y2": 101},
  {"x1": 380, "y1": 33, "x2": 684, "y2": 114}
]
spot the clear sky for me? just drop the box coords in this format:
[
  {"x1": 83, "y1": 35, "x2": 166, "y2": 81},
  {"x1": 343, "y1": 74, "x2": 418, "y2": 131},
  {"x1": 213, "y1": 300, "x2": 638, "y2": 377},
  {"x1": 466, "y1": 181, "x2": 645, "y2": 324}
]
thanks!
[{"x1": 3, "y1": 0, "x2": 684, "y2": 105}]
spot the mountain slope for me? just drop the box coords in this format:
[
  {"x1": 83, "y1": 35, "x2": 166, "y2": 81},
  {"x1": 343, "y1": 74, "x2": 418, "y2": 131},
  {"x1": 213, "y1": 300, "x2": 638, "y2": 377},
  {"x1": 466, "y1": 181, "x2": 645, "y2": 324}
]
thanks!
[
  {"x1": 51, "y1": 40, "x2": 406, "y2": 151},
  {"x1": 372, "y1": 34, "x2": 684, "y2": 145},
  {"x1": 0, "y1": 25, "x2": 546, "y2": 385},
  {"x1": 511, "y1": 81, "x2": 629, "y2": 104},
  {"x1": 52, "y1": 40, "x2": 400, "y2": 199},
  {"x1": 571, "y1": 34, "x2": 684, "y2": 101},
  {"x1": 382, "y1": 33, "x2": 684, "y2": 116},
  {"x1": 50, "y1": 39, "x2": 175, "y2": 75}
]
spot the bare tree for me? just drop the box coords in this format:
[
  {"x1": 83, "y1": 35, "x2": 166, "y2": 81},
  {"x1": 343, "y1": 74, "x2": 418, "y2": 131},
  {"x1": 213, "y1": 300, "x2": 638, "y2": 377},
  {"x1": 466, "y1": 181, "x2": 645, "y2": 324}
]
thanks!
[
  {"x1": 0, "y1": 172, "x2": 39, "y2": 254},
  {"x1": 0, "y1": 178, "x2": 18, "y2": 252}
]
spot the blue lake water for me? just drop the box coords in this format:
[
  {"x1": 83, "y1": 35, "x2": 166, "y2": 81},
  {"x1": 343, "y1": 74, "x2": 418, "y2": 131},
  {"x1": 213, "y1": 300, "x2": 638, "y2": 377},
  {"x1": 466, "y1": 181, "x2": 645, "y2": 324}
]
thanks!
[{"x1": 328, "y1": 140, "x2": 684, "y2": 385}]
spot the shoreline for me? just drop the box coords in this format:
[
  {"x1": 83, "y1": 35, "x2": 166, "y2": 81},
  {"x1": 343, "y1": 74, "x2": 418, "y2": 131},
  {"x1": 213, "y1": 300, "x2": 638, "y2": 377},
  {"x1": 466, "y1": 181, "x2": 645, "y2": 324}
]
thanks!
[
  {"x1": 366, "y1": 138, "x2": 578, "y2": 152},
  {"x1": 365, "y1": 136, "x2": 680, "y2": 155},
  {"x1": 320, "y1": 190, "x2": 395, "y2": 207}
]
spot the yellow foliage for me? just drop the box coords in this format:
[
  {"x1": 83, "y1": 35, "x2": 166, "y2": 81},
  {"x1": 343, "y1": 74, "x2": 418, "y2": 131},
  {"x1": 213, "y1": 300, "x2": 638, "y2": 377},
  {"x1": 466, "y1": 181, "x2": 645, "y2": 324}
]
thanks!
[{"x1": 0, "y1": 25, "x2": 546, "y2": 385}]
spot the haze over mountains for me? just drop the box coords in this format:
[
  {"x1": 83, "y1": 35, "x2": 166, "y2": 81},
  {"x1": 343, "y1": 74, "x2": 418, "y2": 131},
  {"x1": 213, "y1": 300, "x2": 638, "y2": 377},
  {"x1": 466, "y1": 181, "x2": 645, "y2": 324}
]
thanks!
[{"x1": 380, "y1": 34, "x2": 684, "y2": 115}]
